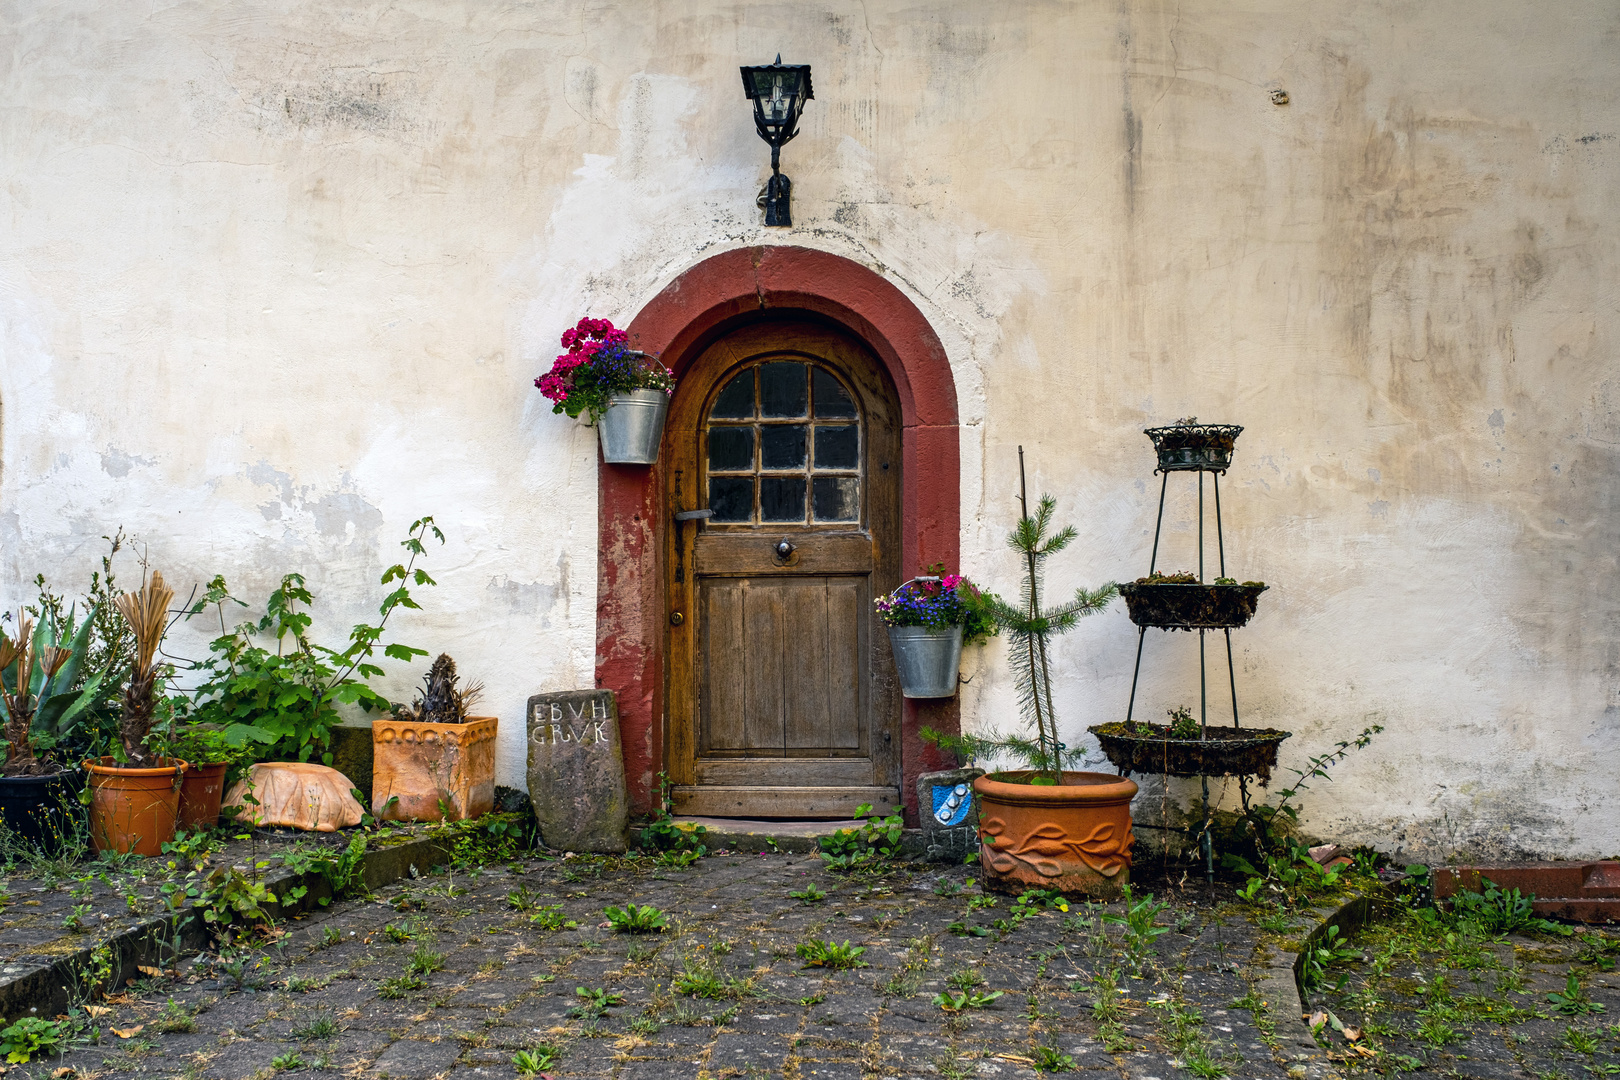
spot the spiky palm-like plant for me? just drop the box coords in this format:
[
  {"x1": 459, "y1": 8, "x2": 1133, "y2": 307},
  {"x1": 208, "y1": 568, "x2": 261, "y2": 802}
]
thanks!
[
  {"x1": 114, "y1": 571, "x2": 175, "y2": 766},
  {"x1": 981, "y1": 451, "x2": 1118, "y2": 784},
  {"x1": 397, "y1": 653, "x2": 483, "y2": 725}
]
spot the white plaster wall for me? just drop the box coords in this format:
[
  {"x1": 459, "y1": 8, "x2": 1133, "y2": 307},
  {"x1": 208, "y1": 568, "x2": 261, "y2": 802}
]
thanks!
[{"x1": 1, "y1": 2, "x2": 1614, "y2": 860}]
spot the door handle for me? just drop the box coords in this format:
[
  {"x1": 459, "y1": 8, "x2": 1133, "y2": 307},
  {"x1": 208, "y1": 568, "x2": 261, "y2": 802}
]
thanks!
[{"x1": 776, "y1": 540, "x2": 795, "y2": 558}]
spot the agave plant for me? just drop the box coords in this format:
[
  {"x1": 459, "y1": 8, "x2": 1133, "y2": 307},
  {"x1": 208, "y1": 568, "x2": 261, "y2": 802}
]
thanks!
[
  {"x1": 0, "y1": 609, "x2": 104, "y2": 775},
  {"x1": 395, "y1": 654, "x2": 483, "y2": 725},
  {"x1": 113, "y1": 572, "x2": 176, "y2": 766}
]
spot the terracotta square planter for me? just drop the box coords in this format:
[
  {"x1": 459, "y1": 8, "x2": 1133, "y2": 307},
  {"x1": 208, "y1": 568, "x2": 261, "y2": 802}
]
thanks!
[{"x1": 371, "y1": 716, "x2": 497, "y2": 823}]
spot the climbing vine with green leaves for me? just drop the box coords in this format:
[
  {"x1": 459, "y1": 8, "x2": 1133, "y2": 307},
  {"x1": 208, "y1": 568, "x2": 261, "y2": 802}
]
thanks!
[{"x1": 182, "y1": 517, "x2": 443, "y2": 764}]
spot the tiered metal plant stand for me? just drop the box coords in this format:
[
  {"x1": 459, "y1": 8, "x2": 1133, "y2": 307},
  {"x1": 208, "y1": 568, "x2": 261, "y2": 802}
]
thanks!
[{"x1": 1088, "y1": 423, "x2": 1291, "y2": 883}]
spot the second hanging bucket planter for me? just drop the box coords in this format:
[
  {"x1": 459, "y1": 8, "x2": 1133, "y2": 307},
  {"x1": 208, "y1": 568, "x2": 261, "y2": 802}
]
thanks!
[
  {"x1": 887, "y1": 625, "x2": 964, "y2": 698},
  {"x1": 598, "y1": 386, "x2": 670, "y2": 465}
]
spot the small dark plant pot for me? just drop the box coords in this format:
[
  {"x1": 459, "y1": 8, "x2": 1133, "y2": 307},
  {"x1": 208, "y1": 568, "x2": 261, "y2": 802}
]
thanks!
[
  {"x1": 1088, "y1": 723, "x2": 1292, "y2": 783},
  {"x1": 0, "y1": 769, "x2": 85, "y2": 855},
  {"x1": 1119, "y1": 582, "x2": 1268, "y2": 630},
  {"x1": 1144, "y1": 423, "x2": 1243, "y2": 473}
]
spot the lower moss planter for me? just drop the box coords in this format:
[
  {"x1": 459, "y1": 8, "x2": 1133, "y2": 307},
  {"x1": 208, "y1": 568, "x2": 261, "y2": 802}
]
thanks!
[
  {"x1": 372, "y1": 716, "x2": 498, "y2": 822},
  {"x1": 1088, "y1": 723, "x2": 1292, "y2": 783},
  {"x1": 973, "y1": 771, "x2": 1138, "y2": 899}
]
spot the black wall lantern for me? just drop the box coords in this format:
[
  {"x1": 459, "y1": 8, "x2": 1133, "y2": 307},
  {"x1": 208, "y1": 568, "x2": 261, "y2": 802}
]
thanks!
[{"x1": 741, "y1": 55, "x2": 813, "y2": 227}]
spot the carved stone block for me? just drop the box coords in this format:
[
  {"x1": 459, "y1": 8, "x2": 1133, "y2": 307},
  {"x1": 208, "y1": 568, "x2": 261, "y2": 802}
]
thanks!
[
  {"x1": 915, "y1": 766, "x2": 985, "y2": 863},
  {"x1": 526, "y1": 689, "x2": 628, "y2": 853}
]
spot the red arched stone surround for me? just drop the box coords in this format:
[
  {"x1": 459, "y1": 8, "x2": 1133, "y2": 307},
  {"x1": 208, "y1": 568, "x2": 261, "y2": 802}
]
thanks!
[{"x1": 597, "y1": 245, "x2": 960, "y2": 825}]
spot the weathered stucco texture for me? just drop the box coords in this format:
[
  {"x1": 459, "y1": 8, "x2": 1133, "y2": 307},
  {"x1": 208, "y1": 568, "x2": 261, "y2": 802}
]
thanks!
[{"x1": 2, "y1": 2, "x2": 1615, "y2": 860}]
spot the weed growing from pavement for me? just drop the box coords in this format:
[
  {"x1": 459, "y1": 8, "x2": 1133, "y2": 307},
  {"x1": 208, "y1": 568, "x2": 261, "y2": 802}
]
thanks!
[{"x1": 796, "y1": 939, "x2": 868, "y2": 969}]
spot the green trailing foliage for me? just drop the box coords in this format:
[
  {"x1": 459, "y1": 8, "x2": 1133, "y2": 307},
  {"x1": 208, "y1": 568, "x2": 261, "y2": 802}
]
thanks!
[
  {"x1": 603, "y1": 902, "x2": 667, "y2": 933},
  {"x1": 1104, "y1": 885, "x2": 1170, "y2": 974},
  {"x1": 1547, "y1": 972, "x2": 1605, "y2": 1016},
  {"x1": 934, "y1": 988, "x2": 1004, "y2": 1012},
  {"x1": 0, "y1": 601, "x2": 109, "y2": 772},
  {"x1": 796, "y1": 939, "x2": 868, "y2": 969},
  {"x1": 638, "y1": 772, "x2": 709, "y2": 858},
  {"x1": 7, "y1": 532, "x2": 140, "y2": 767},
  {"x1": 818, "y1": 802, "x2": 904, "y2": 872},
  {"x1": 1300, "y1": 924, "x2": 1361, "y2": 994},
  {"x1": 513, "y1": 1046, "x2": 562, "y2": 1076},
  {"x1": 1449, "y1": 877, "x2": 1571, "y2": 937},
  {"x1": 184, "y1": 517, "x2": 443, "y2": 765},
  {"x1": 280, "y1": 833, "x2": 369, "y2": 906},
  {"x1": 0, "y1": 1017, "x2": 74, "y2": 1064}
]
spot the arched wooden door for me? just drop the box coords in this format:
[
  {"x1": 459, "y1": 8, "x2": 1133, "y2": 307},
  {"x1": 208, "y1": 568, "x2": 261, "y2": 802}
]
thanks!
[{"x1": 664, "y1": 321, "x2": 901, "y2": 818}]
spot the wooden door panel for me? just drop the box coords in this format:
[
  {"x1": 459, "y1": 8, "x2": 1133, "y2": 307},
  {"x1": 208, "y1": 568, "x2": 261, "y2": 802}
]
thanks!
[
  {"x1": 742, "y1": 583, "x2": 786, "y2": 751},
  {"x1": 700, "y1": 576, "x2": 867, "y2": 759},
  {"x1": 666, "y1": 322, "x2": 903, "y2": 819},
  {"x1": 694, "y1": 758, "x2": 873, "y2": 786},
  {"x1": 781, "y1": 582, "x2": 832, "y2": 750},
  {"x1": 698, "y1": 582, "x2": 747, "y2": 754},
  {"x1": 694, "y1": 533, "x2": 873, "y2": 576},
  {"x1": 825, "y1": 581, "x2": 863, "y2": 749}
]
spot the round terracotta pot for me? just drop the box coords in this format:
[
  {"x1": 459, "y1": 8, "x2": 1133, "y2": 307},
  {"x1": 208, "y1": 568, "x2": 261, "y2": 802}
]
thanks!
[
  {"x1": 177, "y1": 761, "x2": 229, "y2": 832},
  {"x1": 84, "y1": 757, "x2": 186, "y2": 857},
  {"x1": 973, "y1": 770, "x2": 1139, "y2": 899}
]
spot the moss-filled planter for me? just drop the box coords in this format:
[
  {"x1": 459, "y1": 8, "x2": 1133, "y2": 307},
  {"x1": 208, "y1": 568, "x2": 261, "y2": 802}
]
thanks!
[
  {"x1": 1144, "y1": 423, "x2": 1243, "y2": 473},
  {"x1": 1088, "y1": 723, "x2": 1292, "y2": 783},
  {"x1": 1119, "y1": 581, "x2": 1268, "y2": 630}
]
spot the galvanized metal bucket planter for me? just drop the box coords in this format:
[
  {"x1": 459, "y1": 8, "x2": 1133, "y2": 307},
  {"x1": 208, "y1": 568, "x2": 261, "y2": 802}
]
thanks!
[
  {"x1": 887, "y1": 624, "x2": 963, "y2": 698},
  {"x1": 1087, "y1": 722, "x2": 1292, "y2": 784},
  {"x1": 1119, "y1": 581, "x2": 1268, "y2": 630},
  {"x1": 598, "y1": 387, "x2": 669, "y2": 465}
]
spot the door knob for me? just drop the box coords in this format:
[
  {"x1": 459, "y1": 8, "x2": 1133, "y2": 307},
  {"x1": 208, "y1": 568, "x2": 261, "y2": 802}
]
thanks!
[{"x1": 776, "y1": 540, "x2": 795, "y2": 558}]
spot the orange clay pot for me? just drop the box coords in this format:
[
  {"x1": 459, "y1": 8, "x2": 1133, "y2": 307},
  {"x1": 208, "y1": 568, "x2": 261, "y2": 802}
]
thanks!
[
  {"x1": 177, "y1": 761, "x2": 229, "y2": 832},
  {"x1": 973, "y1": 770, "x2": 1139, "y2": 900},
  {"x1": 85, "y1": 757, "x2": 186, "y2": 857},
  {"x1": 371, "y1": 716, "x2": 497, "y2": 823}
]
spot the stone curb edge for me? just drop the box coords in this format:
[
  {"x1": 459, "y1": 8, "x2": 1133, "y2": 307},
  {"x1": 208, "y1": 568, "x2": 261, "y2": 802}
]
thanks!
[
  {"x1": 1250, "y1": 891, "x2": 1383, "y2": 1076},
  {"x1": 0, "y1": 833, "x2": 452, "y2": 1022}
]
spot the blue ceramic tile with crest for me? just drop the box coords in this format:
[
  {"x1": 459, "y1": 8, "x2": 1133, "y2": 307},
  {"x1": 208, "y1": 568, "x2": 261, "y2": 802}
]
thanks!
[{"x1": 931, "y1": 782, "x2": 974, "y2": 827}]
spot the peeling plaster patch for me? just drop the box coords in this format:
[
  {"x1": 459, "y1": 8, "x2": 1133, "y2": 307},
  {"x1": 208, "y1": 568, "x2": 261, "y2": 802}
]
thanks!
[
  {"x1": 99, "y1": 447, "x2": 152, "y2": 478},
  {"x1": 1367, "y1": 499, "x2": 1388, "y2": 517},
  {"x1": 1488, "y1": 408, "x2": 1505, "y2": 430},
  {"x1": 486, "y1": 574, "x2": 558, "y2": 622},
  {"x1": 248, "y1": 461, "x2": 296, "y2": 504},
  {"x1": 310, "y1": 491, "x2": 383, "y2": 544}
]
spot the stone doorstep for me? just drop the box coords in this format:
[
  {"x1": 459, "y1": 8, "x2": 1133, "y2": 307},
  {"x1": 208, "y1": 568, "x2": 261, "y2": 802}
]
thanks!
[
  {"x1": 0, "y1": 832, "x2": 453, "y2": 1023},
  {"x1": 1435, "y1": 861, "x2": 1620, "y2": 924},
  {"x1": 670, "y1": 817, "x2": 928, "y2": 856}
]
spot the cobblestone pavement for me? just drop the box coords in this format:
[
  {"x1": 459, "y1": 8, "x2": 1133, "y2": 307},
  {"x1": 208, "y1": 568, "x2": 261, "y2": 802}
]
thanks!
[{"x1": 9, "y1": 851, "x2": 1612, "y2": 1080}]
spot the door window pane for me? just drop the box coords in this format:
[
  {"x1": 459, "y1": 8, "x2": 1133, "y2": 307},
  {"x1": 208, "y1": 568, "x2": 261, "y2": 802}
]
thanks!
[
  {"x1": 711, "y1": 370, "x2": 755, "y2": 418},
  {"x1": 708, "y1": 477, "x2": 754, "y2": 522},
  {"x1": 813, "y1": 477, "x2": 859, "y2": 522},
  {"x1": 812, "y1": 368, "x2": 857, "y2": 418},
  {"x1": 704, "y1": 361, "x2": 861, "y2": 526},
  {"x1": 708, "y1": 427, "x2": 754, "y2": 471},
  {"x1": 759, "y1": 363, "x2": 808, "y2": 417},
  {"x1": 760, "y1": 477, "x2": 806, "y2": 521},
  {"x1": 760, "y1": 425, "x2": 807, "y2": 469},
  {"x1": 814, "y1": 425, "x2": 858, "y2": 469}
]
